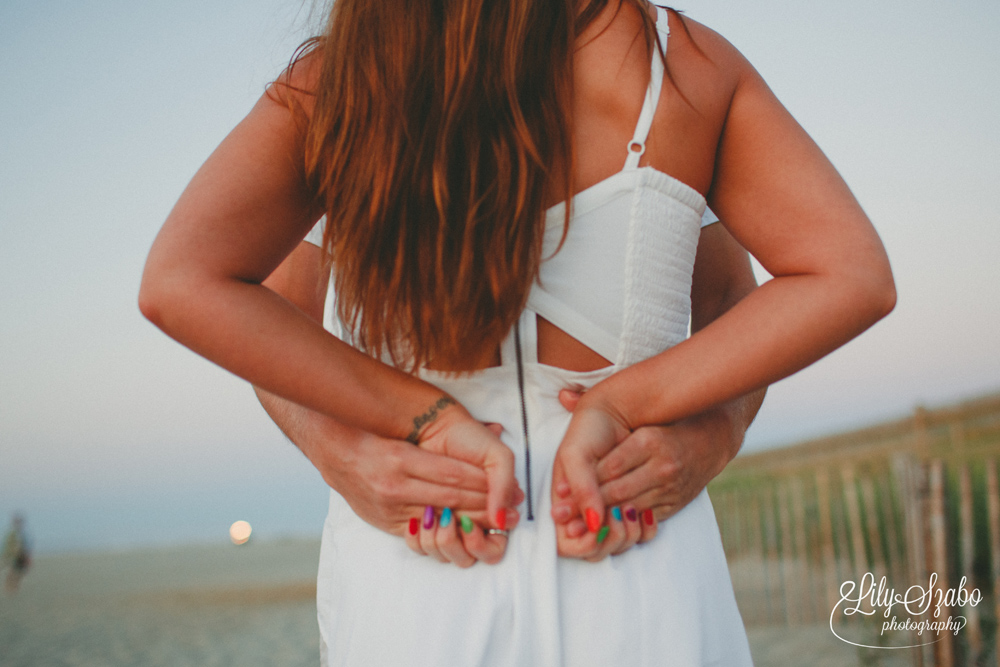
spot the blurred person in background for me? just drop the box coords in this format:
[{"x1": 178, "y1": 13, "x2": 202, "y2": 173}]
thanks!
[{"x1": 2, "y1": 513, "x2": 32, "y2": 594}]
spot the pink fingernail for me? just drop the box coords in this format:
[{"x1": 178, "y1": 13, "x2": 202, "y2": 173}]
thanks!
[
  {"x1": 626, "y1": 508, "x2": 638, "y2": 522},
  {"x1": 422, "y1": 506, "x2": 435, "y2": 529}
]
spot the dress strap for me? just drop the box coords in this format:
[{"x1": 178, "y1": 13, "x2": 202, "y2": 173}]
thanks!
[{"x1": 623, "y1": 5, "x2": 670, "y2": 171}]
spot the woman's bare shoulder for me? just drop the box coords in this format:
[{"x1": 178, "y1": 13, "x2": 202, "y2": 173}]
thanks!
[
  {"x1": 664, "y1": 11, "x2": 753, "y2": 106},
  {"x1": 266, "y1": 43, "x2": 324, "y2": 118}
]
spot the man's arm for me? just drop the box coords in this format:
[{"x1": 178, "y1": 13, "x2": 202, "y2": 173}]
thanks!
[{"x1": 253, "y1": 241, "x2": 493, "y2": 536}]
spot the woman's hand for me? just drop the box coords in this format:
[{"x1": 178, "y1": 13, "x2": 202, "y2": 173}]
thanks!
[
  {"x1": 549, "y1": 398, "x2": 631, "y2": 560},
  {"x1": 410, "y1": 404, "x2": 523, "y2": 565},
  {"x1": 551, "y1": 383, "x2": 764, "y2": 561},
  {"x1": 258, "y1": 386, "x2": 524, "y2": 567}
]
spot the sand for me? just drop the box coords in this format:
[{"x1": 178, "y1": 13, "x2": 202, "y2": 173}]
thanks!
[
  {"x1": 0, "y1": 538, "x2": 910, "y2": 666},
  {"x1": 0, "y1": 539, "x2": 322, "y2": 667}
]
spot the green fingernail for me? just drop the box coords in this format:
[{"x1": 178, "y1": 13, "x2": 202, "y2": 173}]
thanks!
[
  {"x1": 460, "y1": 515, "x2": 474, "y2": 534},
  {"x1": 597, "y1": 525, "x2": 610, "y2": 543},
  {"x1": 612, "y1": 506, "x2": 622, "y2": 522}
]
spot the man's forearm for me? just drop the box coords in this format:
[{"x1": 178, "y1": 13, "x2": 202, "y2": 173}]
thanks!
[
  {"x1": 693, "y1": 387, "x2": 766, "y2": 477},
  {"x1": 255, "y1": 386, "x2": 310, "y2": 451},
  {"x1": 254, "y1": 385, "x2": 353, "y2": 472}
]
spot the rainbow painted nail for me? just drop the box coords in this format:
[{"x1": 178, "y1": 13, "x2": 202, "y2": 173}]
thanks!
[
  {"x1": 460, "y1": 515, "x2": 474, "y2": 534},
  {"x1": 408, "y1": 518, "x2": 419, "y2": 535},
  {"x1": 495, "y1": 509, "x2": 507, "y2": 531},
  {"x1": 584, "y1": 508, "x2": 601, "y2": 533},
  {"x1": 597, "y1": 525, "x2": 610, "y2": 543},
  {"x1": 422, "y1": 505, "x2": 435, "y2": 530},
  {"x1": 440, "y1": 507, "x2": 453, "y2": 528},
  {"x1": 626, "y1": 508, "x2": 638, "y2": 522},
  {"x1": 611, "y1": 507, "x2": 622, "y2": 522},
  {"x1": 643, "y1": 509, "x2": 654, "y2": 526}
]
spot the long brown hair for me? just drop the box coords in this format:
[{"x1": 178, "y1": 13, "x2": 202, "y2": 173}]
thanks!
[{"x1": 283, "y1": 0, "x2": 660, "y2": 370}]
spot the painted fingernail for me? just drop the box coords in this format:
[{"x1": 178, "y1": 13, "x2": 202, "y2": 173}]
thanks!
[
  {"x1": 585, "y1": 508, "x2": 601, "y2": 533},
  {"x1": 408, "y1": 517, "x2": 419, "y2": 535},
  {"x1": 422, "y1": 505, "x2": 435, "y2": 530},
  {"x1": 643, "y1": 509, "x2": 654, "y2": 525},
  {"x1": 626, "y1": 508, "x2": 638, "y2": 522},
  {"x1": 460, "y1": 515, "x2": 474, "y2": 534},
  {"x1": 612, "y1": 506, "x2": 622, "y2": 522},
  {"x1": 597, "y1": 525, "x2": 610, "y2": 543},
  {"x1": 495, "y1": 509, "x2": 507, "y2": 531},
  {"x1": 440, "y1": 507, "x2": 452, "y2": 528}
]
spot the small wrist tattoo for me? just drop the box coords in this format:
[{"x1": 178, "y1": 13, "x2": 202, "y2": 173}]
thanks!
[{"x1": 406, "y1": 396, "x2": 457, "y2": 444}]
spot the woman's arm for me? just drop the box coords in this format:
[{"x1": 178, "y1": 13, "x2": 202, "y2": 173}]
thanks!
[
  {"x1": 252, "y1": 240, "x2": 520, "y2": 564},
  {"x1": 557, "y1": 34, "x2": 896, "y2": 534},
  {"x1": 139, "y1": 88, "x2": 518, "y2": 533},
  {"x1": 139, "y1": 93, "x2": 443, "y2": 441},
  {"x1": 594, "y1": 222, "x2": 766, "y2": 509}
]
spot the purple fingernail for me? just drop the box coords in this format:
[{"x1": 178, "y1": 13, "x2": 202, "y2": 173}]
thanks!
[
  {"x1": 422, "y1": 505, "x2": 434, "y2": 529},
  {"x1": 626, "y1": 508, "x2": 638, "y2": 522}
]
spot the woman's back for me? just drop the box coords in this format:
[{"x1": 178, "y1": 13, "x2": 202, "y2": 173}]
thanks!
[{"x1": 536, "y1": 2, "x2": 737, "y2": 371}]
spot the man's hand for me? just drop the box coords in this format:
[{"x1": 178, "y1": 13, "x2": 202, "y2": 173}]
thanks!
[{"x1": 551, "y1": 388, "x2": 748, "y2": 559}]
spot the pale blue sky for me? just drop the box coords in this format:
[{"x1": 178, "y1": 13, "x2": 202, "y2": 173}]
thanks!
[{"x1": 1, "y1": 0, "x2": 998, "y2": 553}]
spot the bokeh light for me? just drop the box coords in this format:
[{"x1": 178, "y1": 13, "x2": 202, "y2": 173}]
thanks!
[{"x1": 229, "y1": 520, "x2": 252, "y2": 545}]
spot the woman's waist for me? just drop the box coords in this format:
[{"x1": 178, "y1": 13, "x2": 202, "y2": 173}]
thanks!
[{"x1": 417, "y1": 361, "x2": 617, "y2": 403}]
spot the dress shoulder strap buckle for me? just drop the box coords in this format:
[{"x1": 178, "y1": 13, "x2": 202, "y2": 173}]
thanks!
[{"x1": 622, "y1": 5, "x2": 670, "y2": 171}]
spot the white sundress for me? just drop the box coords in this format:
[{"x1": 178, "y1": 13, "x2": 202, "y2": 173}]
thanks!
[{"x1": 311, "y1": 7, "x2": 753, "y2": 666}]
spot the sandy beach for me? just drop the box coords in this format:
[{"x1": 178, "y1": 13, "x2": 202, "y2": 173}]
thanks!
[
  {"x1": 0, "y1": 538, "x2": 908, "y2": 666},
  {"x1": 0, "y1": 539, "x2": 322, "y2": 667}
]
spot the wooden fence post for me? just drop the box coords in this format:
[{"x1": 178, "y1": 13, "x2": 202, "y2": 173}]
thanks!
[
  {"x1": 790, "y1": 475, "x2": 815, "y2": 623},
  {"x1": 842, "y1": 464, "x2": 870, "y2": 599},
  {"x1": 777, "y1": 479, "x2": 797, "y2": 625},
  {"x1": 985, "y1": 458, "x2": 1000, "y2": 667},
  {"x1": 816, "y1": 468, "x2": 839, "y2": 618},
  {"x1": 749, "y1": 491, "x2": 765, "y2": 625},
  {"x1": 763, "y1": 485, "x2": 783, "y2": 625},
  {"x1": 893, "y1": 453, "x2": 927, "y2": 667},
  {"x1": 928, "y1": 459, "x2": 953, "y2": 667},
  {"x1": 954, "y1": 421, "x2": 983, "y2": 660},
  {"x1": 860, "y1": 474, "x2": 887, "y2": 584}
]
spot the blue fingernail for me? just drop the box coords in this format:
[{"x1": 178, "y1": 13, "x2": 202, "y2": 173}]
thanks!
[
  {"x1": 440, "y1": 507, "x2": 453, "y2": 528},
  {"x1": 612, "y1": 506, "x2": 622, "y2": 522}
]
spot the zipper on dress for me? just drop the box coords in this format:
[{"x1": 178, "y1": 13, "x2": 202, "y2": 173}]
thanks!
[{"x1": 514, "y1": 322, "x2": 534, "y2": 521}]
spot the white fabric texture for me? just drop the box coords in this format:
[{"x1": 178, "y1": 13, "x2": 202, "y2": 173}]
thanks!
[{"x1": 314, "y1": 7, "x2": 751, "y2": 665}]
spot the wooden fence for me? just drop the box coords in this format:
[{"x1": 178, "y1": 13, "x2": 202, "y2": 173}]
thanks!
[{"x1": 709, "y1": 391, "x2": 1000, "y2": 666}]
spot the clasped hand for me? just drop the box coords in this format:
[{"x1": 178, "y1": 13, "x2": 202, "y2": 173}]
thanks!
[{"x1": 305, "y1": 389, "x2": 730, "y2": 566}]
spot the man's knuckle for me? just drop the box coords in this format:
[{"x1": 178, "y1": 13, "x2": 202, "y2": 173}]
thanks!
[
  {"x1": 383, "y1": 482, "x2": 407, "y2": 505},
  {"x1": 639, "y1": 434, "x2": 658, "y2": 456},
  {"x1": 440, "y1": 490, "x2": 462, "y2": 507},
  {"x1": 656, "y1": 461, "x2": 678, "y2": 482}
]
